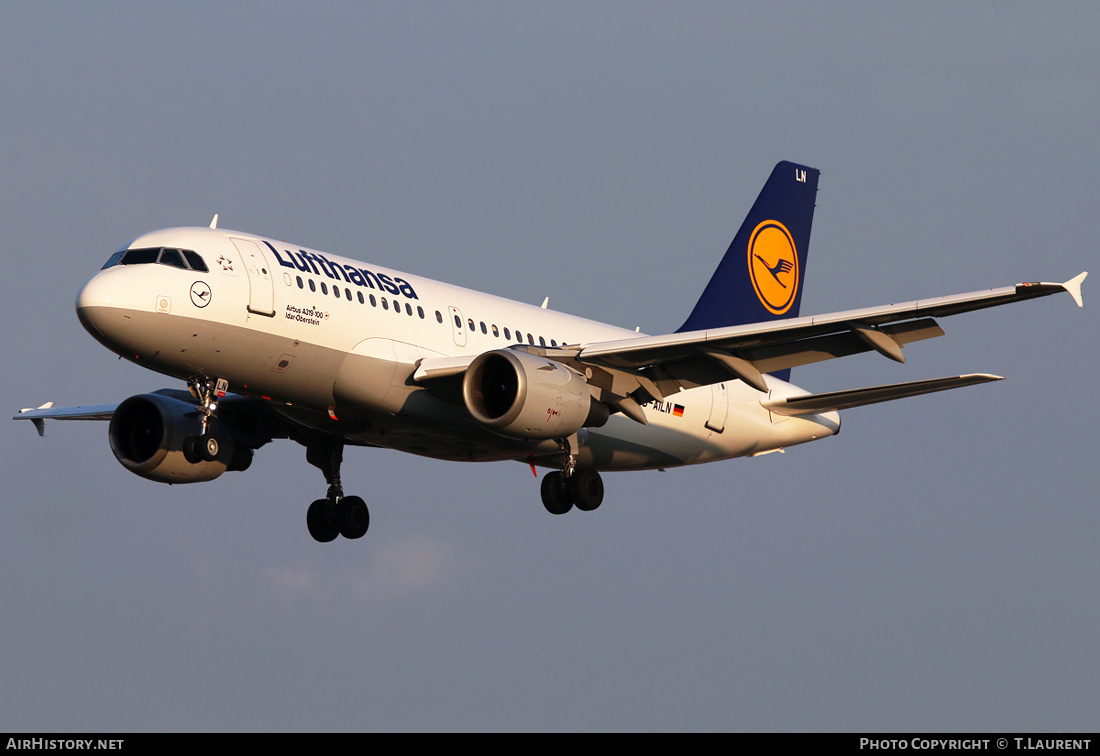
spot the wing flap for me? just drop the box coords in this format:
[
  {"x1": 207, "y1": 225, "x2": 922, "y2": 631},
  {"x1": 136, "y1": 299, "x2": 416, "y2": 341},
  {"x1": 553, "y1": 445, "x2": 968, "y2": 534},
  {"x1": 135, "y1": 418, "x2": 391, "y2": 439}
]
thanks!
[
  {"x1": 746, "y1": 318, "x2": 945, "y2": 374},
  {"x1": 762, "y1": 374, "x2": 1004, "y2": 417},
  {"x1": 649, "y1": 318, "x2": 944, "y2": 392}
]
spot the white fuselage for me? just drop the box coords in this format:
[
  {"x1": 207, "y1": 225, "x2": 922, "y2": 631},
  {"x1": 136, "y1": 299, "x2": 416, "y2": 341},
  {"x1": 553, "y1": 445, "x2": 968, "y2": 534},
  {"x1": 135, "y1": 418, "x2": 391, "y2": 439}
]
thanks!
[{"x1": 76, "y1": 227, "x2": 840, "y2": 471}]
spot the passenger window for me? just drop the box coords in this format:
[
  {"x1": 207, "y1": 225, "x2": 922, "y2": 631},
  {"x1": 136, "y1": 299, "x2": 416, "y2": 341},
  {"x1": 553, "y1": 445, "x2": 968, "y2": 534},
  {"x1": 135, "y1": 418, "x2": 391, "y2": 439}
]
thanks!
[
  {"x1": 418, "y1": 306, "x2": 425, "y2": 319},
  {"x1": 492, "y1": 324, "x2": 499, "y2": 337},
  {"x1": 436, "y1": 310, "x2": 443, "y2": 323},
  {"x1": 370, "y1": 294, "x2": 377, "y2": 307},
  {"x1": 297, "y1": 276, "x2": 304, "y2": 289},
  {"x1": 503, "y1": 327, "x2": 510, "y2": 340},
  {"x1": 480, "y1": 321, "x2": 487, "y2": 334},
  {"x1": 468, "y1": 318, "x2": 475, "y2": 331},
  {"x1": 321, "y1": 282, "x2": 328, "y2": 295},
  {"x1": 454, "y1": 314, "x2": 461, "y2": 328},
  {"x1": 539, "y1": 336, "x2": 546, "y2": 347},
  {"x1": 309, "y1": 279, "x2": 316, "y2": 292},
  {"x1": 345, "y1": 288, "x2": 352, "y2": 300},
  {"x1": 405, "y1": 303, "x2": 413, "y2": 316},
  {"x1": 527, "y1": 333, "x2": 534, "y2": 345},
  {"x1": 357, "y1": 291, "x2": 364, "y2": 304},
  {"x1": 382, "y1": 298, "x2": 389, "y2": 310}
]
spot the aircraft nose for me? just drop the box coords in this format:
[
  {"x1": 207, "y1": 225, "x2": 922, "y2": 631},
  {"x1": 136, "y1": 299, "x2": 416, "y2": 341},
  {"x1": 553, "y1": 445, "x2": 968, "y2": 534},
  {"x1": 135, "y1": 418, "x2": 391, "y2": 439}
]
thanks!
[{"x1": 76, "y1": 272, "x2": 119, "y2": 341}]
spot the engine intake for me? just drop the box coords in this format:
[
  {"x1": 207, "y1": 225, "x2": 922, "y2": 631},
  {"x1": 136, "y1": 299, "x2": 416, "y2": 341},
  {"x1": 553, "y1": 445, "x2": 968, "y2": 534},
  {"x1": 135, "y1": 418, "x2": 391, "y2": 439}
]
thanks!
[{"x1": 462, "y1": 350, "x2": 607, "y2": 440}]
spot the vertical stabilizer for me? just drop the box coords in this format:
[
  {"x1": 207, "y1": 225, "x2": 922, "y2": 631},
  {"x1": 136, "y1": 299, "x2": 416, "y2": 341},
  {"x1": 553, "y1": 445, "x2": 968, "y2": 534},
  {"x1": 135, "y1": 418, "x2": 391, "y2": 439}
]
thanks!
[{"x1": 677, "y1": 161, "x2": 820, "y2": 334}]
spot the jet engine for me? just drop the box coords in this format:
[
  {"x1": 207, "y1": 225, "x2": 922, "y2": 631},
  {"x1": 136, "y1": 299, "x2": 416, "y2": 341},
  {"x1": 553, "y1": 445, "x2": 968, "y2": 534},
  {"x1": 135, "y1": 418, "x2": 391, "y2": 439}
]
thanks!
[
  {"x1": 462, "y1": 350, "x2": 608, "y2": 440},
  {"x1": 108, "y1": 393, "x2": 252, "y2": 483}
]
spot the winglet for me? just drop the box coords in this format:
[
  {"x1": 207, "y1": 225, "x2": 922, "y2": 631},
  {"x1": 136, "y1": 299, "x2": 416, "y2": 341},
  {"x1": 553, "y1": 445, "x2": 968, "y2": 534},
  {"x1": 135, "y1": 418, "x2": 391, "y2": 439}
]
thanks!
[
  {"x1": 1063, "y1": 271, "x2": 1087, "y2": 307},
  {"x1": 17, "y1": 403, "x2": 53, "y2": 436}
]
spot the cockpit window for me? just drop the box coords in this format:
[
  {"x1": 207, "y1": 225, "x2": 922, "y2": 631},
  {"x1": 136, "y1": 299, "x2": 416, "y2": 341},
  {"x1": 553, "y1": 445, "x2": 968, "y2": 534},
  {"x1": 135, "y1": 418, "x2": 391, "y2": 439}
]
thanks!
[
  {"x1": 121, "y1": 248, "x2": 160, "y2": 265},
  {"x1": 101, "y1": 251, "x2": 125, "y2": 269},
  {"x1": 182, "y1": 250, "x2": 208, "y2": 272},
  {"x1": 102, "y1": 246, "x2": 210, "y2": 272},
  {"x1": 158, "y1": 248, "x2": 187, "y2": 269}
]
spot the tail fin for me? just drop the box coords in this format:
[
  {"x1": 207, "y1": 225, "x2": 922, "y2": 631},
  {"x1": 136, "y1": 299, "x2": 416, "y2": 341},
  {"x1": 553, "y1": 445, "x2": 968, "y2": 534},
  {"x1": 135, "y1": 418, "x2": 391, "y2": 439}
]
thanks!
[{"x1": 677, "y1": 161, "x2": 820, "y2": 334}]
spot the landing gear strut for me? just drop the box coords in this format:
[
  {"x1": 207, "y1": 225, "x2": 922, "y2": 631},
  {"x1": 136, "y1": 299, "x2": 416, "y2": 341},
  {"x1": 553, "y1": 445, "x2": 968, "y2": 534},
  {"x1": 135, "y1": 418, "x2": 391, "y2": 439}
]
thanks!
[
  {"x1": 183, "y1": 376, "x2": 227, "y2": 463},
  {"x1": 304, "y1": 436, "x2": 370, "y2": 543}
]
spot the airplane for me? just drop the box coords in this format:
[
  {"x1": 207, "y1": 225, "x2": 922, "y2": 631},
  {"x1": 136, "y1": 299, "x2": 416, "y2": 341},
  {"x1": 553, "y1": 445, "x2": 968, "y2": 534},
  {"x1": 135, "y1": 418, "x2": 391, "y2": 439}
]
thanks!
[{"x1": 14, "y1": 161, "x2": 1087, "y2": 543}]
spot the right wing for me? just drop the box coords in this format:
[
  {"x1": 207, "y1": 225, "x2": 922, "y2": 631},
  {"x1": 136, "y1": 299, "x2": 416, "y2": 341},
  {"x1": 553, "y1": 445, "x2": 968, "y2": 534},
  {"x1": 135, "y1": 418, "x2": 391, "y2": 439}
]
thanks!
[{"x1": 14, "y1": 402, "x2": 118, "y2": 436}]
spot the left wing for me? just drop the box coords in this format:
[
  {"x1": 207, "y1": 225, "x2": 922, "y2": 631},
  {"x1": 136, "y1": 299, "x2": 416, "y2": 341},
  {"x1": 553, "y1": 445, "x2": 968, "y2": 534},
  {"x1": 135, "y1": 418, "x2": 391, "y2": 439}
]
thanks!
[{"x1": 573, "y1": 273, "x2": 1086, "y2": 400}]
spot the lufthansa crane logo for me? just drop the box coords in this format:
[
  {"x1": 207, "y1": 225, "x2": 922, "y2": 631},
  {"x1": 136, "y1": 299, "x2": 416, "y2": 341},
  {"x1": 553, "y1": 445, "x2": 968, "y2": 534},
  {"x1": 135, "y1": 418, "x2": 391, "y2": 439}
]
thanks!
[
  {"x1": 747, "y1": 220, "x2": 798, "y2": 315},
  {"x1": 190, "y1": 281, "x2": 212, "y2": 308}
]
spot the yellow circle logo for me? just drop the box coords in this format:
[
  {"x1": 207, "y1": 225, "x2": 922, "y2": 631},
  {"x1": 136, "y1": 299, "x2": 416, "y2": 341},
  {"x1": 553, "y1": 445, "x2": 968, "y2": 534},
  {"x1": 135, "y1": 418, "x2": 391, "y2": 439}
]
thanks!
[{"x1": 747, "y1": 220, "x2": 798, "y2": 315}]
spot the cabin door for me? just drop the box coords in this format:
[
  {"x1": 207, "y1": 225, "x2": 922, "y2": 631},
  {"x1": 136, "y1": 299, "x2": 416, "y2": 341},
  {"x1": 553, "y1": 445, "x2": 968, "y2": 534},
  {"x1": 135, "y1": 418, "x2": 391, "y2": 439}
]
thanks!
[{"x1": 230, "y1": 237, "x2": 276, "y2": 317}]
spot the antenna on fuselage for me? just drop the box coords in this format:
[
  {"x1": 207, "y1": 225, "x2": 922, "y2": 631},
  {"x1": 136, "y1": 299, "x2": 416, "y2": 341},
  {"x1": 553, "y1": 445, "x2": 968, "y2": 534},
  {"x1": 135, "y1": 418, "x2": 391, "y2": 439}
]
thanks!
[
  {"x1": 209, "y1": 214, "x2": 219, "y2": 229},
  {"x1": 540, "y1": 297, "x2": 549, "y2": 309}
]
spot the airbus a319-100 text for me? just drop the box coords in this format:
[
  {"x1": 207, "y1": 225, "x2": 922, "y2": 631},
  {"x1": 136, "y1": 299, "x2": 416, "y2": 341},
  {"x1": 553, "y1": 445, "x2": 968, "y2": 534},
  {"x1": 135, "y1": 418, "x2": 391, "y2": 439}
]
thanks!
[{"x1": 15, "y1": 162, "x2": 1087, "y2": 542}]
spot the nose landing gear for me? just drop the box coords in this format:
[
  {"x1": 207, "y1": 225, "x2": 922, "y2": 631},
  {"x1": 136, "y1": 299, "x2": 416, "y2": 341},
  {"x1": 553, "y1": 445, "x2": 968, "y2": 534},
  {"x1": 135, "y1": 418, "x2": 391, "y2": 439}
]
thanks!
[{"x1": 182, "y1": 376, "x2": 228, "y2": 464}]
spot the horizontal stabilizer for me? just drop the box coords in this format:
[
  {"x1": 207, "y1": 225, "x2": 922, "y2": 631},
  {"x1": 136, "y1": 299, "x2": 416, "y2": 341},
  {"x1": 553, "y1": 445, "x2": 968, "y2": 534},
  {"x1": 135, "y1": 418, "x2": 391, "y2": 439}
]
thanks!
[{"x1": 763, "y1": 373, "x2": 1004, "y2": 416}]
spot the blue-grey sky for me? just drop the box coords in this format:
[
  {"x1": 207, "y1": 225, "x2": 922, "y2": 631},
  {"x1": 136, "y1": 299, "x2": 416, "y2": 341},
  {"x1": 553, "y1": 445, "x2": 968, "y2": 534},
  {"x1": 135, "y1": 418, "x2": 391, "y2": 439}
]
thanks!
[{"x1": 2, "y1": 2, "x2": 1096, "y2": 731}]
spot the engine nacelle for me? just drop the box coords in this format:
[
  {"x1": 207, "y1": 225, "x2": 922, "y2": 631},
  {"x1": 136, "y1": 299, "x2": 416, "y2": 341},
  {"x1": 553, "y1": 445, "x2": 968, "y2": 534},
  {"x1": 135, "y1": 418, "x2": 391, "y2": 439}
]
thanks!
[
  {"x1": 462, "y1": 350, "x2": 607, "y2": 440},
  {"x1": 108, "y1": 393, "x2": 250, "y2": 484}
]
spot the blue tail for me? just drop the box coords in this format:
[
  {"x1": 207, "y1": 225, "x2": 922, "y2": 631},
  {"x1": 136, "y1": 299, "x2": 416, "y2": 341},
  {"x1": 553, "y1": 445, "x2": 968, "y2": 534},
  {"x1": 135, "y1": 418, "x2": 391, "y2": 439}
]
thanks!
[{"x1": 677, "y1": 161, "x2": 820, "y2": 335}]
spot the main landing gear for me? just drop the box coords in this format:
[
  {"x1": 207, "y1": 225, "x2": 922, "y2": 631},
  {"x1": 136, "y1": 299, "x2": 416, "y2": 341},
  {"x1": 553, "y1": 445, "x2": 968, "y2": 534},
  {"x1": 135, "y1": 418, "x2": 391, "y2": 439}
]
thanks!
[
  {"x1": 304, "y1": 436, "x2": 369, "y2": 543},
  {"x1": 540, "y1": 468, "x2": 604, "y2": 515},
  {"x1": 539, "y1": 434, "x2": 604, "y2": 515}
]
